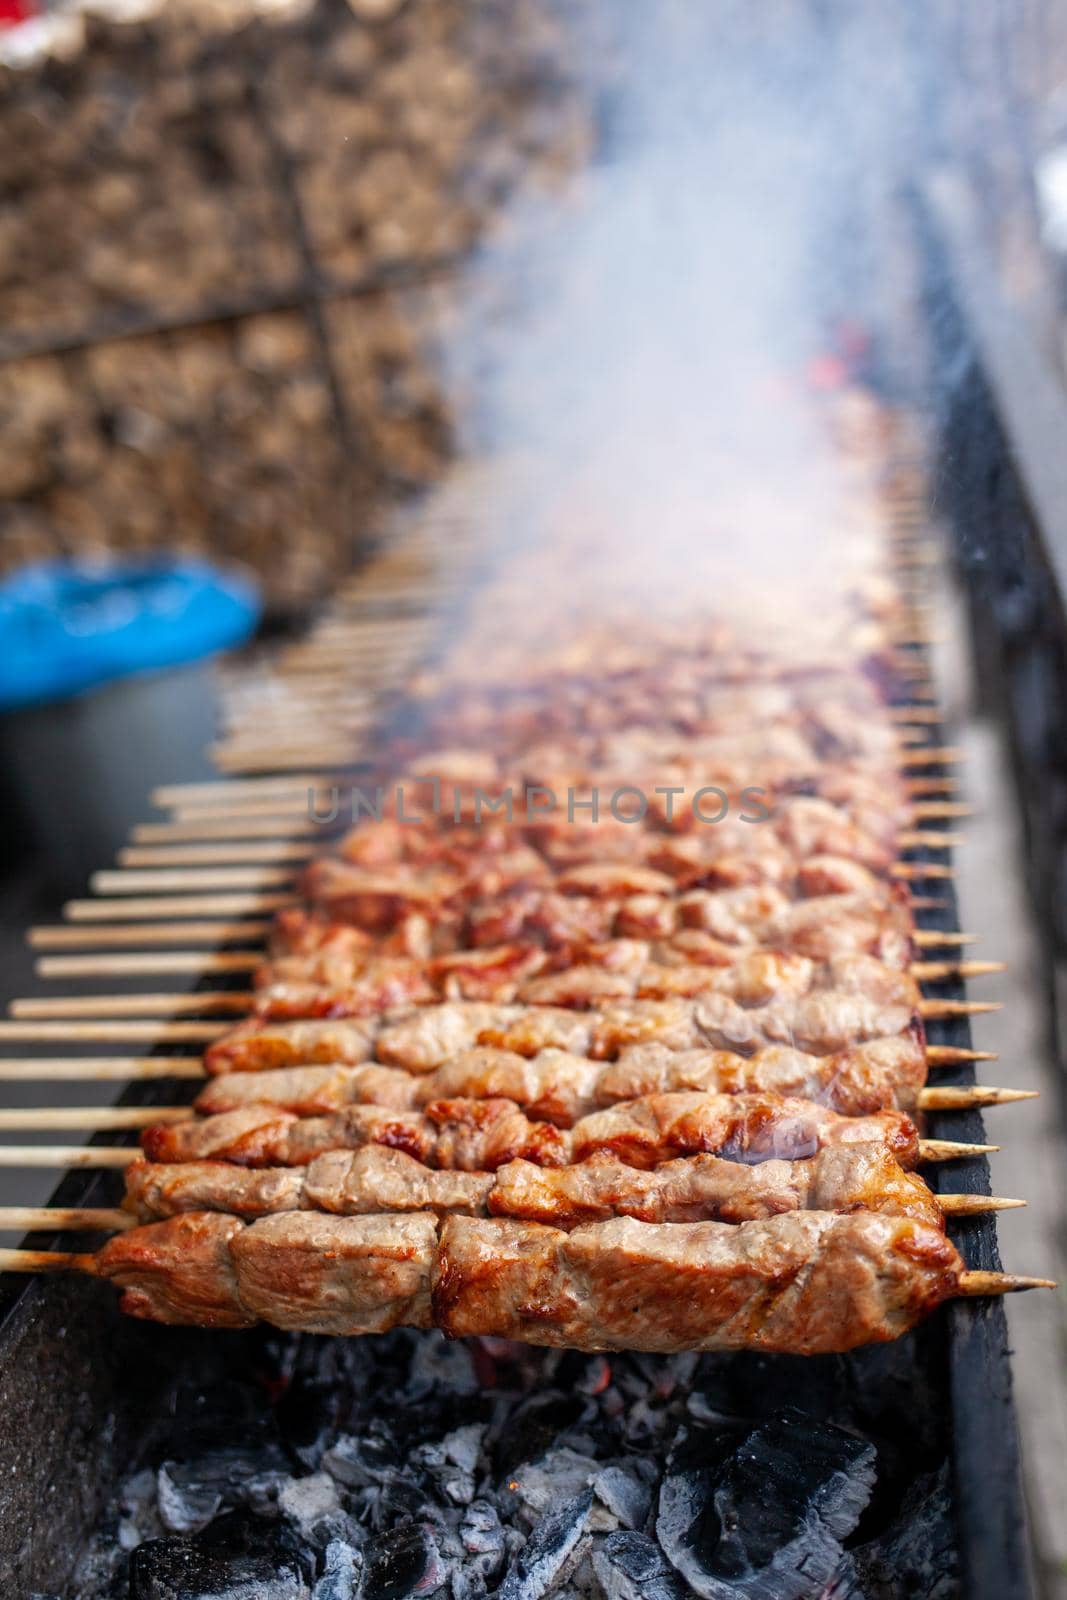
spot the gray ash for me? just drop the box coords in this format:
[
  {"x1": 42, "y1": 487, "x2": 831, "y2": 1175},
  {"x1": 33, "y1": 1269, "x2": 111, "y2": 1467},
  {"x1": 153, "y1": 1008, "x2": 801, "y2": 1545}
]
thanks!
[{"x1": 69, "y1": 1332, "x2": 960, "y2": 1600}]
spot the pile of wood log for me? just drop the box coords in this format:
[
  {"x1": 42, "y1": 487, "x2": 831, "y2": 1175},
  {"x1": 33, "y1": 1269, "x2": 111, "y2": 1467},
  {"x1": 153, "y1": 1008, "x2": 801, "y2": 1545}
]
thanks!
[{"x1": 0, "y1": 0, "x2": 588, "y2": 615}]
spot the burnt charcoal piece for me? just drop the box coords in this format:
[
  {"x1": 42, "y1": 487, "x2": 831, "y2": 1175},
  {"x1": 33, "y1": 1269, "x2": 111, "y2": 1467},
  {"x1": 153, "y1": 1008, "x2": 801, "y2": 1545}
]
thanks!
[
  {"x1": 321, "y1": 1430, "x2": 405, "y2": 1490},
  {"x1": 592, "y1": 1531, "x2": 690, "y2": 1600},
  {"x1": 656, "y1": 1409, "x2": 876, "y2": 1600},
  {"x1": 458, "y1": 1500, "x2": 507, "y2": 1588},
  {"x1": 279, "y1": 1474, "x2": 355, "y2": 1550},
  {"x1": 497, "y1": 1487, "x2": 593, "y2": 1600},
  {"x1": 156, "y1": 1443, "x2": 293, "y2": 1534},
  {"x1": 311, "y1": 1539, "x2": 363, "y2": 1600},
  {"x1": 129, "y1": 1509, "x2": 314, "y2": 1600},
  {"x1": 843, "y1": 1465, "x2": 960, "y2": 1600},
  {"x1": 361, "y1": 1520, "x2": 443, "y2": 1600},
  {"x1": 593, "y1": 1463, "x2": 654, "y2": 1531}
]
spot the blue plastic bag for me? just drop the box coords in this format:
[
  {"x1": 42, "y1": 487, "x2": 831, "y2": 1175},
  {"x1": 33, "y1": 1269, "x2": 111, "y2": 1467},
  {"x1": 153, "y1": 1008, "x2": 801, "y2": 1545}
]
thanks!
[{"x1": 0, "y1": 558, "x2": 261, "y2": 712}]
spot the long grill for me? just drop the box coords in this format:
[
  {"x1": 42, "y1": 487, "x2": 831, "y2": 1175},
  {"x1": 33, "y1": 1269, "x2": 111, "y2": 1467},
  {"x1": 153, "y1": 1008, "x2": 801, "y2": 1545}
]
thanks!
[{"x1": 0, "y1": 159, "x2": 1050, "y2": 1594}]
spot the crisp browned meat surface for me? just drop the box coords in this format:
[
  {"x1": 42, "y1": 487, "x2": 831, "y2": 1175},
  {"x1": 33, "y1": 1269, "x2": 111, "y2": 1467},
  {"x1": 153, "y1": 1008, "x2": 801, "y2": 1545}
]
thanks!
[
  {"x1": 432, "y1": 1211, "x2": 961, "y2": 1353},
  {"x1": 204, "y1": 1016, "x2": 381, "y2": 1075},
  {"x1": 141, "y1": 1089, "x2": 918, "y2": 1172},
  {"x1": 94, "y1": 1208, "x2": 963, "y2": 1351},
  {"x1": 124, "y1": 1142, "x2": 945, "y2": 1231},
  {"x1": 196, "y1": 1033, "x2": 927, "y2": 1123}
]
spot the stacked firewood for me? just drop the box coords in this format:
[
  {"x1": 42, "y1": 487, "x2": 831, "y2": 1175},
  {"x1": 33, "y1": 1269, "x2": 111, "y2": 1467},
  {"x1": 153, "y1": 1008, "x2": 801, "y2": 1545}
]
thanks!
[{"x1": 0, "y1": 0, "x2": 588, "y2": 614}]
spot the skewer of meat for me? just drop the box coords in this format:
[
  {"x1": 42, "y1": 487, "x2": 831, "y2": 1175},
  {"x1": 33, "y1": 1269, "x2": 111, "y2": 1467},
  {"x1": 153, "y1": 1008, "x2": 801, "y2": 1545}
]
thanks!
[
  {"x1": 301, "y1": 797, "x2": 906, "y2": 913},
  {"x1": 1, "y1": 1210, "x2": 1050, "y2": 1349},
  {"x1": 118, "y1": 1142, "x2": 1021, "y2": 1230},
  {"x1": 261, "y1": 890, "x2": 937, "y2": 986},
  {"x1": 266, "y1": 885, "x2": 972, "y2": 983},
  {"x1": 265, "y1": 884, "x2": 922, "y2": 975},
  {"x1": 300, "y1": 847, "x2": 938, "y2": 935},
  {"x1": 251, "y1": 947, "x2": 935, "y2": 1020},
  {"x1": 411, "y1": 688, "x2": 916, "y2": 756},
  {"x1": 204, "y1": 992, "x2": 984, "y2": 1077},
  {"x1": 323, "y1": 793, "x2": 906, "y2": 868},
  {"x1": 252, "y1": 946, "x2": 999, "y2": 1028},
  {"x1": 138, "y1": 1090, "x2": 990, "y2": 1171},
  {"x1": 31, "y1": 954, "x2": 989, "y2": 1031},
  {"x1": 194, "y1": 1038, "x2": 1030, "y2": 1123}
]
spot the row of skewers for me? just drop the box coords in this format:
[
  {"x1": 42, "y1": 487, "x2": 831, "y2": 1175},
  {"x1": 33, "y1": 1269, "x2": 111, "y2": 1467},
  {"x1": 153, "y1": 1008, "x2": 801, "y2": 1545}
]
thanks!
[{"x1": 0, "y1": 405, "x2": 1053, "y2": 1350}]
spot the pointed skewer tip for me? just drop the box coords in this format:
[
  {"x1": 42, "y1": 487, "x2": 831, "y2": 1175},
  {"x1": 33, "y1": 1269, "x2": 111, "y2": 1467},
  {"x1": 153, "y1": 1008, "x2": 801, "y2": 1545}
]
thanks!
[
  {"x1": 957, "y1": 1271, "x2": 1057, "y2": 1296},
  {"x1": 939, "y1": 1195, "x2": 1026, "y2": 1216}
]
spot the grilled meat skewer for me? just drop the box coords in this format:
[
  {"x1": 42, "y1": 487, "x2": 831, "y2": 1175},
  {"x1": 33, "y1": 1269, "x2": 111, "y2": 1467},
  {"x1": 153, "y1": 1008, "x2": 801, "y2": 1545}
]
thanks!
[
  {"x1": 301, "y1": 805, "x2": 905, "y2": 932},
  {"x1": 122, "y1": 1142, "x2": 955, "y2": 1231},
  {"x1": 268, "y1": 886, "x2": 916, "y2": 974},
  {"x1": 74, "y1": 1207, "x2": 967, "y2": 1352},
  {"x1": 196, "y1": 1036, "x2": 929, "y2": 1123},
  {"x1": 205, "y1": 992, "x2": 923, "y2": 1077},
  {"x1": 141, "y1": 1089, "x2": 922, "y2": 1171},
  {"x1": 252, "y1": 948, "x2": 923, "y2": 1022}
]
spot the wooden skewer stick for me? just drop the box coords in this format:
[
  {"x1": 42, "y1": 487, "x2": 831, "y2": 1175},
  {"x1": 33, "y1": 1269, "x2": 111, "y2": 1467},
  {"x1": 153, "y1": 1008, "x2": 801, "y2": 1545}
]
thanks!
[
  {"x1": 0, "y1": 1248, "x2": 97, "y2": 1269},
  {"x1": 918, "y1": 1000, "x2": 1001, "y2": 1019},
  {"x1": 911, "y1": 960, "x2": 1006, "y2": 981},
  {"x1": 896, "y1": 831, "x2": 963, "y2": 849},
  {"x1": 133, "y1": 818, "x2": 321, "y2": 843},
  {"x1": 27, "y1": 953, "x2": 1003, "y2": 984},
  {"x1": 912, "y1": 932, "x2": 976, "y2": 948},
  {"x1": 213, "y1": 751, "x2": 369, "y2": 775},
  {"x1": 904, "y1": 778, "x2": 959, "y2": 797},
  {"x1": 36, "y1": 952, "x2": 265, "y2": 979},
  {"x1": 0, "y1": 1139, "x2": 1001, "y2": 1168},
  {"x1": 2, "y1": 1253, "x2": 1047, "y2": 1295},
  {"x1": 0, "y1": 1021, "x2": 227, "y2": 1042},
  {"x1": 918, "y1": 1086, "x2": 1037, "y2": 1110},
  {"x1": 167, "y1": 798, "x2": 338, "y2": 823},
  {"x1": 0, "y1": 1147, "x2": 136, "y2": 1168},
  {"x1": 118, "y1": 844, "x2": 316, "y2": 868},
  {"x1": 0, "y1": 1058, "x2": 205, "y2": 1081},
  {"x1": 9, "y1": 992, "x2": 1006, "y2": 1023},
  {"x1": 64, "y1": 894, "x2": 298, "y2": 921},
  {"x1": 898, "y1": 747, "x2": 963, "y2": 769},
  {"x1": 153, "y1": 776, "x2": 336, "y2": 806},
  {"x1": 9, "y1": 993, "x2": 255, "y2": 1019},
  {"x1": 957, "y1": 1272, "x2": 1057, "y2": 1295},
  {"x1": 91, "y1": 868, "x2": 297, "y2": 894},
  {"x1": 0, "y1": 1050, "x2": 1003, "y2": 1084},
  {"x1": 910, "y1": 803, "x2": 972, "y2": 819},
  {"x1": 30, "y1": 921, "x2": 273, "y2": 949},
  {"x1": 0, "y1": 1107, "x2": 193, "y2": 1131},
  {"x1": 0, "y1": 1087, "x2": 1026, "y2": 1129},
  {"x1": 920, "y1": 1139, "x2": 999, "y2": 1160},
  {"x1": 0, "y1": 1195, "x2": 1027, "y2": 1234},
  {"x1": 926, "y1": 1045, "x2": 997, "y2": 1065},
  {"x1": 0, "y1": 1207, "x2": 135, "y2": 1232},
  {"x1": 938, "y1": 1195, "x2": 1027, "y2": 1216},
  {"x1": 892, "y1": 864, "x2": 955, "y2": 880},
  {"x1": 888, "y1": 706, "x2": 943, "y2": 724}
]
